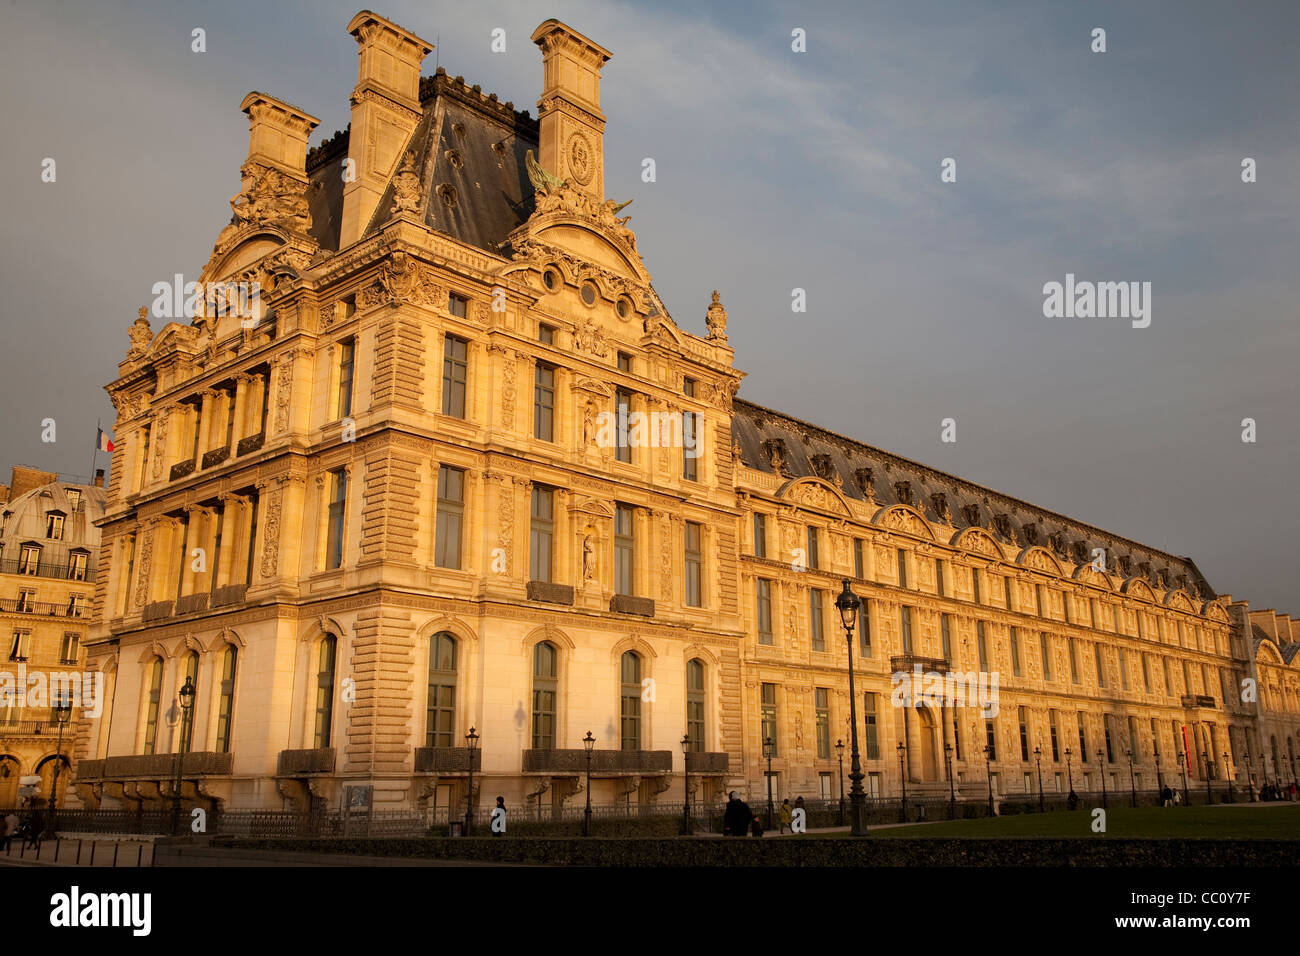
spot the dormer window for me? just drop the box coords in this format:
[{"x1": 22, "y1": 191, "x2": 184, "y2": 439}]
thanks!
[
  {"x1": 66, "y1": 489, "x2": 82, "y2": 513},
  {"x1": 46, "y1": 512, "x2": 65, "y2": 540},
  {"x1": 18, "y1": 544, "x2": 41, "y2": 575}
]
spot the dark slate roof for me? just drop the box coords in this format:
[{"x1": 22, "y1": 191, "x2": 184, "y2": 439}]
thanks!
[
  {"x1": 304, "y1": 69, "x2": 538, "y2": 255},
  {"x1": 1281, "y1": 643, "x2": 1300, "y2": 664},
  {"x1": 731, "y1": 397, "x2": 1215, "y2": 598}
]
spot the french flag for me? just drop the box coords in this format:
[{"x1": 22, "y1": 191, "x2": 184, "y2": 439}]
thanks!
[{"x1": 96, "y1": 428, "x2": 115, "y2": 453}]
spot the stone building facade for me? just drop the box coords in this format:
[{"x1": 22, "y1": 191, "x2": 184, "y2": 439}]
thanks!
[
  {"x1": 0, "y1": 465, "x2": 105, "y2": 807},
  {"x1": 75, "y1": 11, "x2": 1298, "y2": 817}
]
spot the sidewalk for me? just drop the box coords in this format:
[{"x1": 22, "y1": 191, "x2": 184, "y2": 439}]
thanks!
[{"x1": 0, "y1": 837, "x2": 154, "y2": 867}]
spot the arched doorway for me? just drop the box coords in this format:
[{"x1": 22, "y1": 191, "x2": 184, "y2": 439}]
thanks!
[
  {"x1": 0, "y1": 756, "x2": 20, "y2": 807},
  {"x1": 35, "y1": 755, "x2": 71, "y2": 809}
]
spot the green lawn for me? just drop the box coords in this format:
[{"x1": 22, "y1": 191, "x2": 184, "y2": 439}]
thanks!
[{"x1": 845, "y1": 805, "x2": 1300, "y2": 839}]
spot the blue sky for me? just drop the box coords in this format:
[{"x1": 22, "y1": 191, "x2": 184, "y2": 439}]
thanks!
[{"x1": 2, "y1": 0, "x2": 1297, "y2": 610}]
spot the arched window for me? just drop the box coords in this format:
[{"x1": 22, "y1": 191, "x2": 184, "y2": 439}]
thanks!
[
  {"x1": 620, "y1": 651, "x2": 642, "y2": 751},
  {"x1": 686, "y1": 659, "x2": 705, "y2": 752},
  {"x1": 215, "y1": 646, "x2": 237, "y2": 753},
  {"x1": 143, "y1": 657, "x2": 163, "y2": 754},
  {"x1": 314, "y1": 635, "x2": 337, "y2": 749},
  {"x1": 531, "y1": 641, "x2": 557, "y2": 749},
  {"x1": 426, "y1": 632, "x2": 457, "y2": 748},
  {"x1": 180, "y1": 651, "x2": 199, "y2": 751}
]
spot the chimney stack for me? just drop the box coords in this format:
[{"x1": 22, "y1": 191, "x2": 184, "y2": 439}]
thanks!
[
  {"x1": 338, "y1": 11, "x2": 433, "y2": 248},
  {"x1": 531, "y1": 20, "x2": 612, "y2": 203},
  {"x1": 94, "y1": 469, "x2": 105, "y2": 488},
  {"x1": 239, "y1": 92, "x2": 320, "y2": 181},
  {"x1": 8, "y1": 465, "x2": 57, "y2": 500}
]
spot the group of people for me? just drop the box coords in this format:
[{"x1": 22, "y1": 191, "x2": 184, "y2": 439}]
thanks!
[
  {"x1": 1258, "y1": 781, "x2": 1297, "y2": 801},
  {"x1": 1, "y1": 807, "x2": 42, "y2": 852},
  {"x1": 1160, "y1": 786, "x2": 1184, "y2": 806},
  {"x1": 722, "y1": 792, "x2": 806, "y2": 837}
]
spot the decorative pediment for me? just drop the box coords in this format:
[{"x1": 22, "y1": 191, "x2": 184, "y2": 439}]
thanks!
[
  {"x1": 1202, "y1": 601, "x2": 1230, "y2": 623},
  {"x1": 876, "y1": 504, "x2": 935, "y2": 540},
  {"x1": 952, "y1": 526, "x2": 1003, "y2": 559},
  {"x1": 777, "y1": 477, "x2": 851, "y2": 516},
  {"x1": 1073, "y1": 566, "x2": 1113, "y2": 590},
  {"x1": 1018, "y1": 546, "x2": 1063, "y2": 576},
  {"x1": 573, "y1": 377, "x2": 612, "y2": 397},
  {"x1": 1164, "y1": 589, "x2": 1196, "y2": 612},
  {"x1": 569, "y1": 496, "x2": 614, "y2": 519},
  {"x1": 1122, "y1": 577, "x2": 1155, "y2": 602},
  {"x1": 1256, "y1": 640, "x2": 1285, "y2": 665}
]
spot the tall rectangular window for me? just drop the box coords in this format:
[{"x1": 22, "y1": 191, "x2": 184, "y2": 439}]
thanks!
[
  {"x1": 1095, "y1": 643, "x2": 1106, "y2": 688},
  {"x1": 1019, "y1": 705, "x2": 1030, "y2": 761},
  {"x1": 682, "y1": 410, "x2": 697, "y2": 481},
  {"x1": 1069, "y1": 637, "x2": 1080, "y2": 684},
  {"x1": 614, "y1": 504, "x2": 635, "y2": 595},
  {"x1": 853, "y1": 539, "x2": 864, "y2": 579},
  {"x1": 533, "y1": 363, "x2": 555, "y2": 441},
  {"x1": 1036, "y1": 583, "x2": 1047, "y2": 618},
  {"x1": 1040, "y1": 632, "x2": 1052, "y2": 681},
  {"x1": 900, "y1": 605, "x2": 913, "y2": 654},
  {"x1": 442, "y1": 335, "x2": 468, "y2": 419},
  {"x1": 1118, "y1": 648, "x2": 1129, "y2": 690},
  {"x1": 1104, "y1": 716, "x2": 1115, "y2": 763},
  {"x1": 815, "y1": 688, "x2": 831, "y2": 758},
  {"x1": 860, "y1": 599, "x2": 872, "y2": 657},
  {"x1": 977, "y1": 621, "x2": 988, "y2": 670},
  {"x1": 684, "y1": 521, "x2": 702, "y2": 607},
  {"x1": 985, "y1": 720, "x2": 997, "y2": 760},
  {"x1": 1078, "y1": 712, "x2": 1088, "y2": 762},
  {"x1": 936, "y1": 559, "x2": 945, "y2": 596},
  {"x1": 1127, "y1": 716, "x2": 1139, "y2": 756},
  {"x1": 336, "y1": 339, "x2": 355, "y2": 419},
  {"x1": 1142, "y1": 654, "x2": 1152, "y2": 693},
  {"x1": 325, "y1": 469, "x2": 347, "y2": 570},
  {"x1": 434, "y1": 465, "x2": 464, "y2": 569},
  {"x1": 1049, "y1": 709, "x2": 1060, "y2": 761},
  {"x1": 761, "y1": 683, "x2": 778, "y2": 757},
  {"x1": 897, "y1": 549, "x2": 908, "y2": 588},
  {"x1": 864, "y1": 692, "x2": 880, "y2": 759},
  {"x1": 809, "y1": 589, "x2": 825, "y2": 651},
  {"x1": 756, "y1": 579, "x2": 773, "y2": 645},
  {"x1": 753, "y1": 513, "x2": 767, "y2": 558},
  {"x1": 1011, "y1": 627, "x2": 1022, "y2": 677},
  {"x1": 447, "y1": 292, "x2": 468, "y2": 317},
  {"x1": 972, "y1": 569, "x2": 982, "y2": 604},
  {"x1": 1004, "y1": 576, "x2": 1014, "y2": 610},
  {"x1": 1163, "y1": 656, "x2": 1174, "y2": 696},
  {"x1": 806, "y1": 527, "x2": 819, "y2": 570},
  {"x1": 138, "y1": 426, "x2": 151, "y2": 486},
  {"x1": 615, "y1": 389, "x2": 632, "y2": 463},
  {"x1": 941, "y1": 613, "x2": 952, "y2": 660},
  {"x1": 530, "y1": 487, "x2": 554, "y2": 583}
]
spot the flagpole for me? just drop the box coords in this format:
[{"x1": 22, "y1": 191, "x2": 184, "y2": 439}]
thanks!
[{"x1": 90, "y1": 418, "x2": 100, "y2": 486}]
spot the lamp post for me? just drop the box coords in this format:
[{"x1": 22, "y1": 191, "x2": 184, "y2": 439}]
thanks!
[
  {"x1": 1033, "y1": 745, "x2": 1044, "y2": 813},
  {"x1": 763, "y1": 736, "x2": 775, "y2": 829},
  {"x1": 464, "y1": 726, "x2": 479, "y2": 836},
  {"x1": 1243, "y1": 738, "x2": 1256, "y2": 801},
  {"x1": 1154, "y1": 745, "x2": 1164, "y2": 793},
  {"x1": 835, "y1": 739, "x2": 846, "y2": 826},
  {"x1": 1125, "y1": 749, "x2": 1137, "y2": 807},
  {"x1": 1224, "y1": 751, "x2": 1235, "y2": 803},
  {"x1": 897, "y1": 741, "x2": 908, "y2": 823},
  {"x1": 49, "y1": 692, "x2": 72, "y2": 834},
  {"x1": 681, "y1": 734, "x2": 692, "y2": 836},
  {"x1": 171, "y1": 677, "x2": 195, "y2": 836},
  {"x1": 1176, "y1": 749, "x2": 1189, "y2": 806},
  {"x1": 983, "y1": 744, "x2": 994, "y2": 816},
  {"x1": 834, "y1": 580, "x2": 868, "y2": 835},
  {"x1": 944, "y1": 742, "x2": 956, "y2": 819},
  {"x1": 1202, "y1": 751, "x2": 1213, "y2": 805},
  {"x1": 582, "y1": 731, "x2": 594, "y2": 837},
  {"x1": 1065, "y1": 746, "x2": 1074, "y2": 795},
  {"x1": 1097, "y1": 749, "x2": 1107, "y2": 809}
]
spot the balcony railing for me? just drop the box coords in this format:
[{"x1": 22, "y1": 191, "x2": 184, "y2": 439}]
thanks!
[
  {"x1": 527, "y1": 581, "x2": 575, "y2": 606},
  {"x1": 175, "y1": 593, "x2": 209, "y2": 615},
  {"x1": 413, "y1": 746, "x2": 482, "y2": 773},
  {"x1": 201, "y1": 447, "x2": 230, "y2": 469},
  {"x1": 141, "y1": 601, "x2": 173, "y2": 623},
  {"x1": 891, "y1": 654, "x2": 951, "y2": 674},
  {"x1": 236, "y1": 433, "x2": 264, "y2": 457},
  {"x1": 75, "y1": 752, "x2": 234, "y2": 780},
  {"x1": 210, "y1": 584, "x2": 248, "y2": 608},
  {"x1": 1181, "y1": 694, "x2": 1217, "y2": 709},
  {"x1": 277, "y1": 748, "x2": 336, "y2": 776},
  {"x1": 522, "y1": 749, "x2": 672, "y2": 775},
  {"x1": 684, "y1": 751, "x2": 730, "y2": 774},
  {"x1": 610, "y1": 594, "x2": 655, "y2": 617},
  {"x1": 0, "y1": 559, "x2": 95, "y2": 583},
  {"x1": 0, "y1": 598, "x2": 88, "y2": 618},
  {"x1": 169, "y1": 459, "x2": 196, "y2": 482},
  {"x1": 0, "y1": 720, "x2": 63, "y2": 738}
]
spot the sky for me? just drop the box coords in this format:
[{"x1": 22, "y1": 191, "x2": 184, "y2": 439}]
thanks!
[{"x1": 1, "y1": 0, "x2": 1297, "y2": 612}]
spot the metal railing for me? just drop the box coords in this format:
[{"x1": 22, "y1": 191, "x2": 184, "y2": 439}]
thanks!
[
  {"x1": 0, "y1": 597, "x2": 89, "y2": 617},
  {"x1": 0, "y1": 559, "x2": 95, "y2": 583}
]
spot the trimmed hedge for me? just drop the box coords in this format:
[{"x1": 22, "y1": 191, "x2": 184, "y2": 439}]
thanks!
[{"x1": 208, "y1": 835, "x2": 1300, "y2": 867}]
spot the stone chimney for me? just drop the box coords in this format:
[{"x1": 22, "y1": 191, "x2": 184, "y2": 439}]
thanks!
[
  {"x1": 239, "y1": 91, "x2": 320, "y2": 181},
  {"x1": 338, "y1": 11, "x2": 433, "y2": 248},
  {"x1": 94, "y1": 469, "x2": 105, "y2": 488},
  {"x1": 9, "y1": 465, "x2": 56, "y2": 500},
  {"x1": 531, "y1": 20, "x2": 612, "y2": 203}
]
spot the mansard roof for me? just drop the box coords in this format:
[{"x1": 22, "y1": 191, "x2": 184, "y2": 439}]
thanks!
[
  {"x1": 305, "y1": 68, "x2": 539, "y2": 256},
  {"x1": 731, "y1": 397, "x2": 1216, "y2": 600}
]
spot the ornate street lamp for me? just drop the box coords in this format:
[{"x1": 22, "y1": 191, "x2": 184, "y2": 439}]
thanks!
[
  {"x1": 1223, "y1": 751, "x2": 1235, "y2": 803},
  {"x1": 834, "y1": 580, "x2": 868, "y2": 835},
  {"x1": 897, "y1": 741, "x2": 908, "y2": 823},
  {"x1": 170, "y1": 677, "x2": 196, "y2": 836},
  {"x1": 763, "y1": 736, "x2": 775, "y2": 829},
  {"x1": 49, "y1": 692, "x2": 73, "y2": 834},
  {"x1": 1202, "y1": 751, "x2": 1213, "y2": 805},
  {"x1": 1065, "y1": 746, "x2": 1074, "y2": 796},
  {"x1": 944, "y1": 742, "x2": 956, "y2": 819},
  {"x1": 983, "y1": 744, "x2": 994, "y2": 816},
  {"x1": 1154, "y1": 745, "x2": 1163, "y2": 793},
  {"x1": 1097, "y1": 749, "x2": 1108, "y2": 809},
  {"x1": 681, "y1": 734, "x2": 692, "y2": 836},
  {"x1": 583, "y1": 731, "x2": 594, "y2": 837},
  {"x1": 464, "y1": 726, "x2": 479, "y2": 836},
  {"x1": 835, "y1": 738, "x2": 846, "y2": 826},
  {"x1": 1176, "y1": 749, "x2": 1189, "y2": 806},
  {"x1": 1244, "y1": 738, "x2": 1256, "y2": 802},
  {"x1": 1033, "y1": 745, "x2": 1044, "y2": 813},
  {"x1": 1125, "y1": 749, "x2": 1137, "y2": 807}
]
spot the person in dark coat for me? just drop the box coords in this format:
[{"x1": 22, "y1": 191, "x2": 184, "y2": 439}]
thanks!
[{"x1": 723, "y1": 791, "x2": 752, "y2": 837}]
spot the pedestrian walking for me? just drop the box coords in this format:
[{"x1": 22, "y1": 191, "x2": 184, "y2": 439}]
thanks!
[
  {"x1": 23, "y1": 808, "x2": 43, "y2": 850},
  {"x1": 1, "y1": 811, "x2": 18, "y2": 851},
  {"x1": 750, "y1": 812, "x2": 764, "y2": 837},
  {"x1": 778, "y1": 798, "x2": 792, "y2": 834},
  {"x1": 723, "y1": 791, "x2": 752, "y2": 837},
  {"x1": 490, "y1": 796, "x2": 507, "y2": 836}
]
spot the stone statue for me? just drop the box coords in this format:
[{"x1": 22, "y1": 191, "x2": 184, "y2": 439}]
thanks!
[
  {"x1": 128, "y1": 308, "x2": 153, "y2": 359},
  {"x1": 582, "y1": 534, "x2": 596, "y2": 581},
  {"x1": 705, "y1": 290, "x2": 728, "y2": 343},
  {"x1": 582, "y1": 401, "x2": 596, "y2": 446}
]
